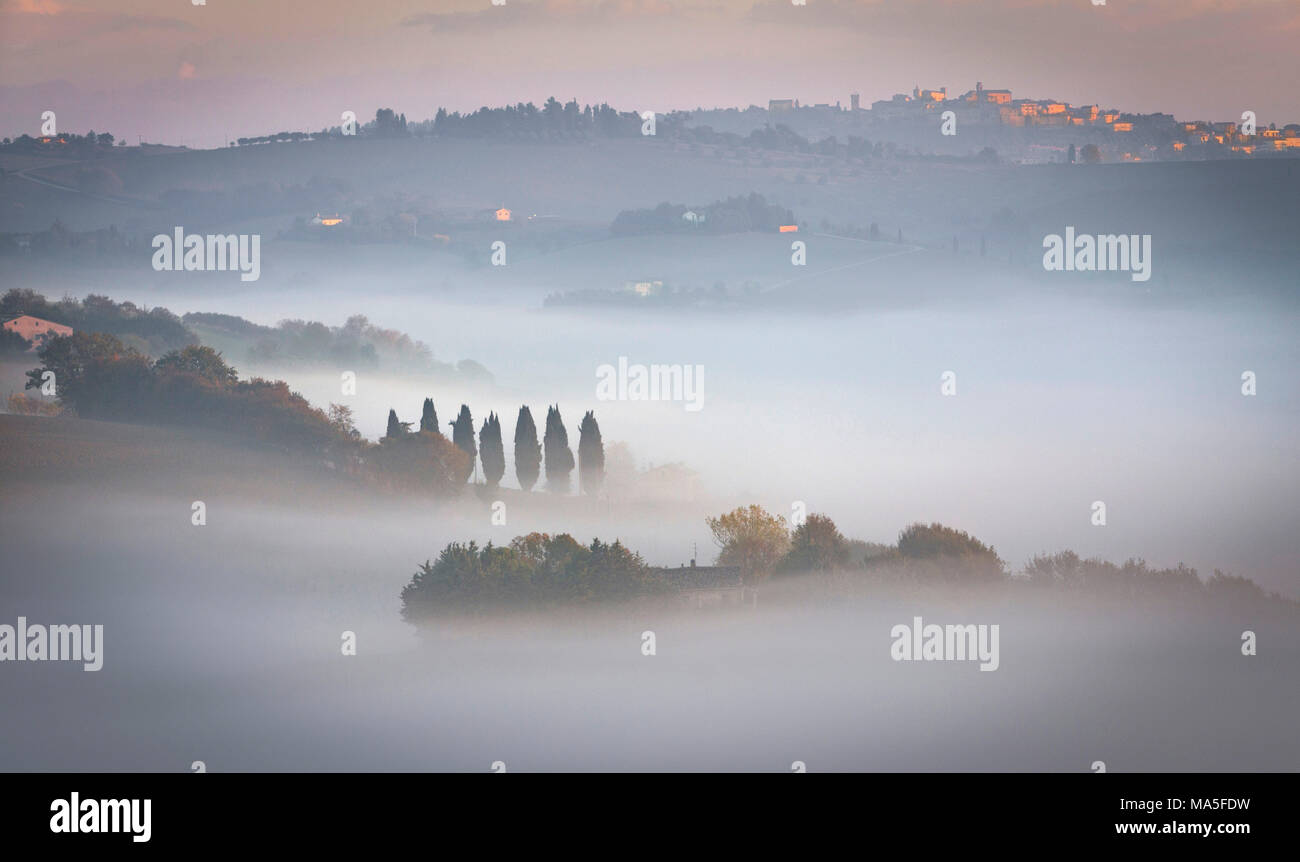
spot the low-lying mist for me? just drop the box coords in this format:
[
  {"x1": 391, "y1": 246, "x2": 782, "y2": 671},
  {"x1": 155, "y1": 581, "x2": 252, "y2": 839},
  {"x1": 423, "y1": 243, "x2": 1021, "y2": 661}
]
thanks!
[
  {"x1": 57, "y1": 249, "x2": 1299, "y2": 598},
  {"x1": 2, "y1": 470, "x2": 1295, "y2": 772}
]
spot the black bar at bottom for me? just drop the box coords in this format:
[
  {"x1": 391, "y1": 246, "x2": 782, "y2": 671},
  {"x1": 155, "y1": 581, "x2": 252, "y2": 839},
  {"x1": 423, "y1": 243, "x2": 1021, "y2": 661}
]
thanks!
[{"x1": 2, "y1": 774, "x2": 1280, "y2": 849}]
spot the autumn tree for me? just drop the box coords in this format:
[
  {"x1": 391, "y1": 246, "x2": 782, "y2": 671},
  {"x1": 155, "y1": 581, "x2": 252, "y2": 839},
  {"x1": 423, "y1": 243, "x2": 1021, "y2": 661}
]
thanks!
[
  {"x1": 370, "y1": 430, "x2": 469, "y2": 496},
  {"x1": 26, "y1": 331, "x2": 152, "y2": 419},
  {"x1": 328, "y1": 403, "x2": 360, "y2": 440},
  {"x1": 26, "y1": 330, "x2": 345, "y2": 451},
  {"x1": 705, "y1": 504, "x2": 790, "y2": 580}
]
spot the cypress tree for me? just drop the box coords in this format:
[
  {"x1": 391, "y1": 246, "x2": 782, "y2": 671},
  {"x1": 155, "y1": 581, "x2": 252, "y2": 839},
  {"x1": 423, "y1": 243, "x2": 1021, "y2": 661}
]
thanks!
[
  {"x1": 479, "y1": 411, "x2": 505, "y2": 488},
  {"x1": 385, "y1": 408, "x2": 404, "y2": 440},
  {"x1": 450, "y1": 404, "x2": 476, "y2": 483},
  {"x1": 578, "y1": 410, "x2": 605, "y2": 496},
  {"x1": 419, "y1": 398, "x2": 440, "y2": 435},
  {"x1": 514, "y1": 406, "x2": 541, "y2": 491},
  {"x1": 543, "y1": 404, "x2": 575, "y2": 493}
]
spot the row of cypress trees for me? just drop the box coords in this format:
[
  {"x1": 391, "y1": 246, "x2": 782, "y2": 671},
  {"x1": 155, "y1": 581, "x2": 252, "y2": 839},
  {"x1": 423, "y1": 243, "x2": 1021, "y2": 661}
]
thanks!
[{"x1": 385, "y1": 399, "x2": 604, "y2": 494}]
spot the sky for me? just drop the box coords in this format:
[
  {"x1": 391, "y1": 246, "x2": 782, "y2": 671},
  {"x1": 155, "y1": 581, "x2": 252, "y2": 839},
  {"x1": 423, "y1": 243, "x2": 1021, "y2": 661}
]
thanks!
[{"x1": 2, "y1": 0, "x2": 1299, "y2": 145}]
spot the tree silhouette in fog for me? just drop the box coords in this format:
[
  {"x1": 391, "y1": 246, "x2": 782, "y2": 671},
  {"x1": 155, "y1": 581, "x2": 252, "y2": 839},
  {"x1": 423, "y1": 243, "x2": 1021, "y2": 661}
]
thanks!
[
  {"x1": 780, "y1": 513, "x2": 850, "y2": 573},
  {"x1": 419, "y1": 398, "x2": 440, "y2": 436},
  {"x1": 479, "y1": 411, "x2": 505, "y2": 488},
  {"x1": 543, "y1": 404, "x2": 575, "y2": 493},
  {"x1": 0, "y1": 327, "x2": 30, "y2": 356},
  {"x1": 400, "y1": 532, "x2": 659, "y2": 619},
  {"x1": 514, "y1": 406, "x2": 541, "y2": 491},
  {"x1": 384, "y1": 408, "x2": 409, "y2": 440},
  {"x1": 577, "y1": 410, "x2": 605, "y2": 496},
  {"x1": 449, "y1": 404, "x2": 476, "y2": 483},
  {"x1": 153, "y1": 345, "x2": 239, "y2": 386},
  {"x1": 893, "y1": 522, "x2": 1004, "y2": 581},
  {"x1": 373, "y1": 108, "x2": 408, "y2": 138}
]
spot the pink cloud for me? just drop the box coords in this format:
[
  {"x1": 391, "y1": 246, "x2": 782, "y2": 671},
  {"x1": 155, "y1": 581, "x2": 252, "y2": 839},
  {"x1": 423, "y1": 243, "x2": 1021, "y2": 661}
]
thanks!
[{"x1": 11, "y1": 0, "x2": 63, "y2": 14}]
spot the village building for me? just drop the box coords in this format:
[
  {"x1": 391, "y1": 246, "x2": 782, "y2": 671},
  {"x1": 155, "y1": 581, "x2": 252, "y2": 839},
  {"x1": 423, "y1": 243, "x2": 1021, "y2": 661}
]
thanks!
[
  {"x1": 774, "y1": 79, "x2": 1291, "y2": 160},
  {"x1": 624, "y1": 279, "x2": 664, "y2": 297},
  {"x1": 2, "y1": 314, "x2": 72, "y2": 350},
  {"x1": 647, "y1": 559, "x2": 754, "y2": 608}
]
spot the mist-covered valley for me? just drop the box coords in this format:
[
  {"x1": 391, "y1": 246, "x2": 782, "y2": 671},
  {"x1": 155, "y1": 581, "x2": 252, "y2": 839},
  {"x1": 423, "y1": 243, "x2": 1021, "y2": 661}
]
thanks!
[
  {"x1": 7, "y1": 235, "x2": 1296, "y2": 594},
  {"x1": 2, "y1": 123, "x2": 1297, "y2": 773},
  {"x1": 4, "y1": 464, "x2": 1297, "y2": 772}
]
